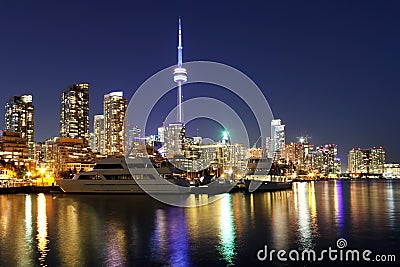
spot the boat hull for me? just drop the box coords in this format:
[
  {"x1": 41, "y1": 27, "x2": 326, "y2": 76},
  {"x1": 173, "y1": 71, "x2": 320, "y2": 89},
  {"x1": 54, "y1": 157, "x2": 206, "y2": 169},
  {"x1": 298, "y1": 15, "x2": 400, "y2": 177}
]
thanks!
[
  {"x1": 57, "y1": 179, "x2": 235, "y2": 195},
  {"x1": 56, "y1": 157, "x2": 236, "y2": 195},
  {"x1": 244, "y1": 179, "x2": 292, "y2": 192},
  {"x1": 57, "y1": 179, "x2": 145, "y2": 194}
]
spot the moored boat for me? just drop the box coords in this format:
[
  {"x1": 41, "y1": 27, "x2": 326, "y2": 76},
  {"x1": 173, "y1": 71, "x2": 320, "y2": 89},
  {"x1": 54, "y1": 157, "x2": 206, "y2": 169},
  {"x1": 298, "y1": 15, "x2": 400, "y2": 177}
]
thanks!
[
  {"x1": 57, "y1": 157, "x2": 235, "y2": 195},
  {"x1": 57, "y1": 157, "x2": 187, "y2": 194},
  {"x1": 244, "y1": 176, "x2": 292, "y2": 192},
  {"x1": 244, "y1": 157, "x2": 293, "y2": 192}
]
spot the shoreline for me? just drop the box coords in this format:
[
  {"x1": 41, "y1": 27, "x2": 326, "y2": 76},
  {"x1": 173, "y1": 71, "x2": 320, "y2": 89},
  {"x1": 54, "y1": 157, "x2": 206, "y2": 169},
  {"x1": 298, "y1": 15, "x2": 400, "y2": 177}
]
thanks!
[
  {"x1": 0, "y1": 185, "x2": 63, "y2": 194},
  {"x1": 1, "y1": 179, "x2": 399, "y2": 195}
]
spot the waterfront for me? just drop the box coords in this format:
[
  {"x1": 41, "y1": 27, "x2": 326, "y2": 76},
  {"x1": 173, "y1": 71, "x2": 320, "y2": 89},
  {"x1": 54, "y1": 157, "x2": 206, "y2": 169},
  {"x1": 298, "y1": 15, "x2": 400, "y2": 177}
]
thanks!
[{"x1": 0, "y1": 180, "x2": 399, "y2": 266}]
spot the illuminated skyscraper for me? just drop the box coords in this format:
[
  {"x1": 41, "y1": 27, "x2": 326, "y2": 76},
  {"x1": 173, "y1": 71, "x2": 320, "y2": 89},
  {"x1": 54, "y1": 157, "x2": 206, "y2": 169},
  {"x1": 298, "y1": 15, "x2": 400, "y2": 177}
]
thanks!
[
  {"x1": 5, "y1": 94, "x2": 35, "y2": 159},
  {"x1": 0, "y1": 131, "x2": 28, "y2": 165},
  {"x1": 60, "y1": 83, "x2": 89, "y2": 143},
  {"x1": 103, "y1": 91, "x2": 127, "y2": 156},
  {"x1": 93, "y1": 114, "x2": 105, "y2": 154},
  {"x1": 370, "y1": 147, "x2": 385, "y2": 174},
  {"x1": 348, "y1": 147, "x2": 385, "y2": 175},
  {"x1": 126, "y1": 125, "x2": 142, "y2": 157},
  {"x1": 173, "y1": 17, "x2": 187, "y2": 124},
  {"x1": 315, "y1": 144, "x2": 338, "y2": 175},
  {"x1": 163, "y1": 123, "x2": 186, "y2": 157},
  {"x1": 270, "y1": 119, "x2": 285, "y2": 159},
  {"x1": 348, "y1": 148, "x2": 364, "y2": 174}
]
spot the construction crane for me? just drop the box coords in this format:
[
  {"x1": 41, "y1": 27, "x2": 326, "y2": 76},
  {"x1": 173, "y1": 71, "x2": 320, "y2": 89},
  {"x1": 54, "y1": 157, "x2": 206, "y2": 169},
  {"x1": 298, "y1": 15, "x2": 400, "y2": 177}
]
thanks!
[
  {"x1": 296, "y1": 134, "x2": 311, "y2": 144},
  {"x1": 252, "y1": 136, "x2": 262, "y2": 148}
]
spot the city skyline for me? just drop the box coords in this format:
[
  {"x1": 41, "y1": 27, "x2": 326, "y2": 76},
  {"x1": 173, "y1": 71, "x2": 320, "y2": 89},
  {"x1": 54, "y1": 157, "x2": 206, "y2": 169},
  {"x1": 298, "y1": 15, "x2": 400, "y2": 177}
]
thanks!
[{"x1": 1, "y1": 0, "x2": 399, "y2": 164}]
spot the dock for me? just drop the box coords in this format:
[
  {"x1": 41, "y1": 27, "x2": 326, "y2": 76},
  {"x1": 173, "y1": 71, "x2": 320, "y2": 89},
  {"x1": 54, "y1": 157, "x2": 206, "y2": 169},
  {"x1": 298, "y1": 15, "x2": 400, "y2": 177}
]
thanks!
[{"x1": 0, "y1": 186, "x2": 63, "y2": 194}]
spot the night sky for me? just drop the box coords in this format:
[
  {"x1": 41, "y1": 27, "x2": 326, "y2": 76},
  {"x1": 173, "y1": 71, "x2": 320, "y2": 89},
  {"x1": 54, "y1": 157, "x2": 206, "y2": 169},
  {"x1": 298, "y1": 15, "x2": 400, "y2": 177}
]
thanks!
[{"x1": 1, "y1": 0, "x2": 399, "y2": 167}]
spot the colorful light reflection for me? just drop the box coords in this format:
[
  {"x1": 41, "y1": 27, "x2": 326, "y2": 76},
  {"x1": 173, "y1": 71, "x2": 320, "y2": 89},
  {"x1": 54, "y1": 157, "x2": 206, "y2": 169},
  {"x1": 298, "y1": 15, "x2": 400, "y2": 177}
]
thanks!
[
  {"x1": 36, "y1": 193, "x2": 49, "y2": 266},
  {"x1": 167, "y1": 208, "x2": 190, "y2": 267},
  {"x1": 217, "y1": 194, "x2": 237, "y2": 266},
  {"x1": 334, "y1": 180, "x2": 344, "y2": 234}
]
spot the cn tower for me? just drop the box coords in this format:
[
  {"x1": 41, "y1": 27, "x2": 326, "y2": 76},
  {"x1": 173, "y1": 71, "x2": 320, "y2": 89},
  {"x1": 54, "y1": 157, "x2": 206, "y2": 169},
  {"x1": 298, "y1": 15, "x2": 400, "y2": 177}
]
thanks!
[{"x1": 173, "y1": 17, "x2": 187, "y2": 124}]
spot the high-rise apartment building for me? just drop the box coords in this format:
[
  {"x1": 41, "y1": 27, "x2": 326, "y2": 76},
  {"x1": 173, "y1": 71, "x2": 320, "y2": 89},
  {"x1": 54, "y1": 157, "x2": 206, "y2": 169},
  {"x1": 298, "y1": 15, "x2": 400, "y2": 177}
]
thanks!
[
  {"x1": 265, "y1": 137, "x2": 273, "y2": 158},
  {"x1": 103, "y1": 91, "x2": 127, "y2": 156},
  {"x1": 348, "y1": 147, "x2": 385, "y2": 175},
  {"x1": 93, "y1": 115, "x2": 105, "y2": 154},
  {"x1": 348, "y1": 148, "x2": 365, "y2": 174},
  {"x1": 126, "y1": 125, "x2": 142, "y2": 156},
  {"x1": 370, "y1": 147, "x2": 385, "y2": 174},
  {"x1": 163, "y1": 123, "x2": 186, "y2": 157},
  {"x1": 315, "y1": 144, "x2": 339, "y2": 175},
  {"x1": 5, "y1": 94, "x2": 35, "y2": 159},
  {"x1": 270, "y1": 119, "x2": 285, "y2": 159},
  {"x1": 281, "y1": 142, "x2": 302, "y2": 165},
  {"x1": 0, "y1": 130, "x2": 28, "y2": 166},
  {"x1": 44, "y1": 137, "x2": 95, "y2": 176},
  {"x1": 60, "y1": 83, "x2": 89, "y2": 143}
]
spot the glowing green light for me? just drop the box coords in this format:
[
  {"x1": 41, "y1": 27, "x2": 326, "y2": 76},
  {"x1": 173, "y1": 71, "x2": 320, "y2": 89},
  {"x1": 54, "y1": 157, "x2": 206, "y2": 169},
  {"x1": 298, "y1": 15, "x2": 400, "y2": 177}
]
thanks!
[{"x1": 222, "y1": 131, "x2": 229, "y2": 139}]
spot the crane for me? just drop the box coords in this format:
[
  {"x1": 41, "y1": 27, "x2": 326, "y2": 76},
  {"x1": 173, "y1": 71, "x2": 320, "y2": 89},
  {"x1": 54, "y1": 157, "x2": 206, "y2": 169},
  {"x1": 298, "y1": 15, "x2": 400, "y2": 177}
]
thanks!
[
  {"x1": 296, "y1": 134, "x2": 311, "y2": 144},
  {"x1": 252, "y1": 136, "x2": 262, "y2": 148}
]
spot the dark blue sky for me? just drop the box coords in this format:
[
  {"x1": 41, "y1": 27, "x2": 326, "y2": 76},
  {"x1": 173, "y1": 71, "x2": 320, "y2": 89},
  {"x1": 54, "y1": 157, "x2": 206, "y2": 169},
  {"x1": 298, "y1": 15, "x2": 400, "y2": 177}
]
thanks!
[{"x1": 1, "y1": 0, "x2": 399, "y2": 165}]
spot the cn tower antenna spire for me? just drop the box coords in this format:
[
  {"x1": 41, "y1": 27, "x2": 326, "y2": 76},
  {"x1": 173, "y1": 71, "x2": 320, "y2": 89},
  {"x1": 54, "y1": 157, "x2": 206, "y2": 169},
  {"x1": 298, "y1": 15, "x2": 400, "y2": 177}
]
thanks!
[
  {"x1": 173, "y1": 17, "x2": 187, "y2": 124},
  {"x1": 178, "y1": 17, "x2": 183, "y2": 68}
]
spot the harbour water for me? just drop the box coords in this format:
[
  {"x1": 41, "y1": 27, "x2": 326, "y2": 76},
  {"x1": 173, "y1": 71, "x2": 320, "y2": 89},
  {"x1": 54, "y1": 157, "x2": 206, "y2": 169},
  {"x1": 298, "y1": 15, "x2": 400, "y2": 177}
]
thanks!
[{"x1": 0, "y1": 180, "x2": 399, "y2": 266}]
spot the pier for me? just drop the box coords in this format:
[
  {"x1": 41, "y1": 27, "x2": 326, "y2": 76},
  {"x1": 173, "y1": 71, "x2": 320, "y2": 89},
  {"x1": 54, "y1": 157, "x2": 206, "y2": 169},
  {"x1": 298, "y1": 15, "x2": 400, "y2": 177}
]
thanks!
[{"x1": 0, "y1": 185, "x2": 62, "y2": 194}]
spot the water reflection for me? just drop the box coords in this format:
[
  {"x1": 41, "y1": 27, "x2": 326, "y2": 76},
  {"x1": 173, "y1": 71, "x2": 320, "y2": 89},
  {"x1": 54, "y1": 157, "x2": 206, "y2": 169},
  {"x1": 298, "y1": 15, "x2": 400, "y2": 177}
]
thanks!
[
  {"x1": 270, "y1": 191, "x2": 291, "y2": 249},
  {"x1": 24, "y1": 194, "x2": 34, "y2": 265},
  {"x1": 105, "y1": 222, "x2": 127, "y2": 266},
  {"x1": 25, "y1": 195, "x2": 32, "y2": 238},
  {"x1": 0, "y1": 182, "x2": 399, "y2": 266},
  {"x1": 386, "y1": 182, "x2": 395, "y2": 228},
  {"x1": 308, "y1": 182, "x2": 318, "y2": 235},
  {"x1": 0, "y1": 195, "x2": 10, "y2": 239},
  {"x1": 167, "y1": 208, "x2": 190, "y2": 267},
  {"x1": 36, "y1": 193, "x2": 49, "y2": 266},
  {"x1": 217, "y1": 194, "x2": 236, "y2": 266},
  {"x1": 151, "y1": 209, "x2": 168, "y2": 263},
  {"x1": 151, "y1": 208, "x2": 190, "y2": 267},
  {"x1": 293, "y1": 182, "x2": 319, "y2": 249},
  {"x1": 57, "y1": 200, "x2": 81, "y2": 266},
  {"x1": 333, "y1": 181, "x2": 344, "y2": 235},
  {"x1": 249, "y1": 193, "x2": 255, "y2": 227}
]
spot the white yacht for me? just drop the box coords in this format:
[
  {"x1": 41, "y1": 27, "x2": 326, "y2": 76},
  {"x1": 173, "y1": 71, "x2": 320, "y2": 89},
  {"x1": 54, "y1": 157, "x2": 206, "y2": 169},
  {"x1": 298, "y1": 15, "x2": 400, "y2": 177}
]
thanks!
[
  {"x1": 57, "y1": 157, "x2": 189, "y2": 194},
  {"x1": 57, "y1": 157, "x2": 235, "y2": 194}
]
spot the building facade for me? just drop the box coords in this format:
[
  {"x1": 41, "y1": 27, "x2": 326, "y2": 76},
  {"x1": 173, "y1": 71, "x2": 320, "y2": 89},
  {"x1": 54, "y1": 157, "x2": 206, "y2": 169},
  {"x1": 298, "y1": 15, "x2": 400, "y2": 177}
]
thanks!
[
  {"x1": 60, "y1": 83, "x2": 89, "y2": 143},
  {"x1": 314, "y1": 144, "x2": 339, "y2": 175},
  {"x1": 0, "y1": 130, "x2": 28, "y2": 166},
  {"x1": 93, "y1": 114, "x2": 105, "y2": 154},
  {"x1": 348, "y1": 147, "x2": 385, "y2": 175},
  {"x1": 103, "y1": 91, "x2": 127, "y2": 157},
  {"x1": 163, "y1": 123, "x2": 186, "y2": 158},
  {"x1": 384, "y1": 163, "x2": 400, "y2": 178},
  {"x1": 370, "y1": 147, "x2": 385, "y2": 174},
  {"x1": 44, "y1": 137, "x2": 95, "y2": 176},
  {"x1": 270, "y1": 119, "x2": 285, "y2": 159},
  {"x1": 5, "y1": 94, "x2": 34, "y2": 159},
  {"x1": 126, "y1": 125, "x2": 142, "y2": 156}
]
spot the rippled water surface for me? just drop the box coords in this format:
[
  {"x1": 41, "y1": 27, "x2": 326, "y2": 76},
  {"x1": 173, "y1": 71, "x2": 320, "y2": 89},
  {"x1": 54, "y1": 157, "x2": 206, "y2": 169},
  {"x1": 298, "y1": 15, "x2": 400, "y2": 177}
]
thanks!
[{"x1": 0, "y1": 181, "x2": 399, "y2": 266}]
